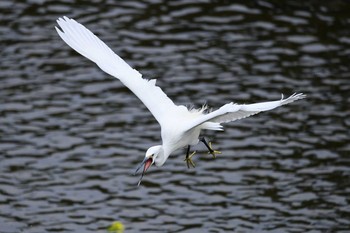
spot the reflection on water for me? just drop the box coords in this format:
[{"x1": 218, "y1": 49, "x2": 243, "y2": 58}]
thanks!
[{"x1": 1, "y1": 1, "x2": 349, "y2": 232}]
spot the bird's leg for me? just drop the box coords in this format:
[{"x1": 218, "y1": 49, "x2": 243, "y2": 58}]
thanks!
[
  {"x1": 199, "y1": 137, "x2": 221, "y2": 158},
  {"x1": 184, "y1": 145, "x2": 196, "y2": 168}
]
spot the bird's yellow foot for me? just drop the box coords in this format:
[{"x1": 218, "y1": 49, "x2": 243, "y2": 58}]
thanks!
[
  {"x1": 184, "y1": 151, "x2": 196, "y2": 169},
  {"x1": 207, "y1": 142, "x2": 221, "y2": 158}
]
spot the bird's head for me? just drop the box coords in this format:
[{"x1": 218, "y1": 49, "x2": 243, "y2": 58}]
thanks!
[{"x1": 134, "y1": 145, "x2": 163, "y2": 186}]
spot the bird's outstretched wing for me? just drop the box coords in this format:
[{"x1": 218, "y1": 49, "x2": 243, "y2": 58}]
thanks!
[
  {"x1": 55, "y1": 16, "x2": 183, "y2": 126},
  {"x1": 184, "y1": 93, "x2": 306, "y2": 131}
]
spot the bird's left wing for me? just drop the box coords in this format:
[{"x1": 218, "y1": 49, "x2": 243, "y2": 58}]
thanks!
[
  {"x1": 55, "y1": 16, "x2": 183, "y2": 126},
  {"x1": 184, "y1": 93, "x2": 306, "y2": 131}
]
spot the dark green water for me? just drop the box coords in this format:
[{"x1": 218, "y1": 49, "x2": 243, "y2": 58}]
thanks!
[{"x1": 0, "y1": 1, "x2": 349, "y2": 232}]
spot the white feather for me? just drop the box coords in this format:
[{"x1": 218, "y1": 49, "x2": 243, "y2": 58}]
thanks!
[
  {"x1": 184, "y1": 93, "x2": 306, "y2": 131},
  {"x1": 55, "y1": 16, "x2": 184, "y2": 127}
]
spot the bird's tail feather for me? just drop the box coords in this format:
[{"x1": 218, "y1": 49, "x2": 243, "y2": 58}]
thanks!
[{"x1": 201, "y1": 122, "x2": 223, "y2": 131}]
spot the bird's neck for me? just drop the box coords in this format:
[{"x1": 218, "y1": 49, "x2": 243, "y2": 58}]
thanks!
[{"x1": 154, "y1": 146, "x2": 170, "y2": 167}]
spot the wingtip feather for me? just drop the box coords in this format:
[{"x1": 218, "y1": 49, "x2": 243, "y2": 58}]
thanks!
[{"x1": 279, "y1": 92, "x2": 306, "y2": 106}]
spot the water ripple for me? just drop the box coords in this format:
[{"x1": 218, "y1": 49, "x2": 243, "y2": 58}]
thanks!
[{"x1": 0, "y1": 0, "x2": 349, "y2": 232}]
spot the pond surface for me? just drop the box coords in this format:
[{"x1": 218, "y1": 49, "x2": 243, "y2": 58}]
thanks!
[{"x1": 1, "y1": 0, "x2": 349, "y2": 232}]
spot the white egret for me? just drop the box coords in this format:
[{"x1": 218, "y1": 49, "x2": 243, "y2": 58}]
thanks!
[{"x1": 55, "y1": 17, "x2": 306, "y2": 185}]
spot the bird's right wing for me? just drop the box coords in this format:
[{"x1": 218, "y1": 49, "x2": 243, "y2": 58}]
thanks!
[
  {"x1": 55, "y1": 16, "x2": 183, "y2": 126},
  {"x1": 184, "y1": 93, "x2": 306, "y2": 131}
]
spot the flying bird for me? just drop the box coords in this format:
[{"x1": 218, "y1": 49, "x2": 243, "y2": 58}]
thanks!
[{"x1": 55, "y1": 16, "x2": 305, "y2": 185}]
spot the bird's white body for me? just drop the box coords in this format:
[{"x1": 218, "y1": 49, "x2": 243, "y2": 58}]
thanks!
[{"x1": 56, "y1": 17, "x2": 306, "y2": 174}]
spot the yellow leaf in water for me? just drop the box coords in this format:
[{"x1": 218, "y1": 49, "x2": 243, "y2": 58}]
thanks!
[{"x1": 107, "y1": 221, "x2": 125, "y2": 233}]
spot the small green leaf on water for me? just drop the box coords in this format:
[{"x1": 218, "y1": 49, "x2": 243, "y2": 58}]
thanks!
[{"x1": 108, "y1": 221, "x2": 125, "y2": 233}]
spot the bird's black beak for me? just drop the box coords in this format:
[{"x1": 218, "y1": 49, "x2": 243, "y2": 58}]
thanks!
[{"x1": 134, "y1": 157, "x2": 153, "y2": 186}]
